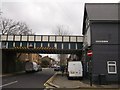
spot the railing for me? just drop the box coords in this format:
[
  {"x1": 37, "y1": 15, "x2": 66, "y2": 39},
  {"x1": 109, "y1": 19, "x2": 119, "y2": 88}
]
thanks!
[{"x1": 1, "y1": 35, "x2": 83, "y2": 42}]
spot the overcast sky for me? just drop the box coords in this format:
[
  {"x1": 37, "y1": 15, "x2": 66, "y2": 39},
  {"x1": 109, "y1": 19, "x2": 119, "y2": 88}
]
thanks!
[
  {"x1": 1, "y1": 0, "x2": 119, "y2": 35},
  {"x1": 1, "y1": 0, "x2": 119, "y2": 59}
]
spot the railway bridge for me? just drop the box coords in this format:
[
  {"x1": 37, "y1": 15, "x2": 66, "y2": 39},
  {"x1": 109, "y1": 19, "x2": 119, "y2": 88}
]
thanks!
[{"x1": 1, "y1": 35, "x2": 83, "y2": 73}]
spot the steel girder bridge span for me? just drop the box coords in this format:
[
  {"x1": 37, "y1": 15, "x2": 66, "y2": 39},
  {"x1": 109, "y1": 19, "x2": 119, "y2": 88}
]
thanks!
[{"x1": 1, "y1": 35, "x2": 83, "y2": 54}]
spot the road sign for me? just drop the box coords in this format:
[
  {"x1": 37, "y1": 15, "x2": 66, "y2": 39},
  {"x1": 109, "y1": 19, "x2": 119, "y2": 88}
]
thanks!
[{"x1": 87, "y1": 50, "x2": 93, "y2": 57}]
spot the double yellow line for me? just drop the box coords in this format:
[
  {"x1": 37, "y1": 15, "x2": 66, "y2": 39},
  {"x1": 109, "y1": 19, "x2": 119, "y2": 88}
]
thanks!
[{"x1": 44, "y1": 72, "x2": 59, "y2": 88}]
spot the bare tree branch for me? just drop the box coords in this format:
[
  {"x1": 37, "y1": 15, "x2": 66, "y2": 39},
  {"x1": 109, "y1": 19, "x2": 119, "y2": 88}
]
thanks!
[
  {"x1": 54, "y1": 24, "x2": 71, "y2": 65},
  {"x1": 0, "y1": 17, "x2": 33, "y2": 35},
  {"x1": 55, "y1": 24, "x2": 70, "y2": 35}
]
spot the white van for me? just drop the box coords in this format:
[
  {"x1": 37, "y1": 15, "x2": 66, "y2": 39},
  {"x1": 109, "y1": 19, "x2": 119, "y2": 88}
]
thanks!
[
  {"x1": 25, "y1": 61, "x2": 42, "y2": 72},
  {"x1": 67, "y1": 61, "x2": 83, "y2": 79}
]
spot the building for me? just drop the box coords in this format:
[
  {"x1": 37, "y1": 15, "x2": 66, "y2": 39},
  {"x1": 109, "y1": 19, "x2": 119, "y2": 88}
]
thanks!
[
  {"x1": 82, "y1": 3, "x2": 119, "y2": 84},
  {"x1": 18, "y1": 53, "x2": 42, "y2": 64}
]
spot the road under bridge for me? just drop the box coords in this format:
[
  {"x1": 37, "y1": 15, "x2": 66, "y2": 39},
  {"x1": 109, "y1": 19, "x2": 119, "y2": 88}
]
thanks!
[{"x1": 1, "y1": 35, "x2": 83, "y2": 73}]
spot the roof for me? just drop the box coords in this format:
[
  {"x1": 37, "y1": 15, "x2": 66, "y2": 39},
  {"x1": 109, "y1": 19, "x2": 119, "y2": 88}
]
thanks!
[{"x1": 85, "y1": 3, "x2": 119, "y2": 21}]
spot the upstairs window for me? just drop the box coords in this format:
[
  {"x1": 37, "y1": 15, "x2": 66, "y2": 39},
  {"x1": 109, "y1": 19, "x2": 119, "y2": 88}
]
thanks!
[{"x1": 107, "y1": 61, "x2": 117, "y2": 74}]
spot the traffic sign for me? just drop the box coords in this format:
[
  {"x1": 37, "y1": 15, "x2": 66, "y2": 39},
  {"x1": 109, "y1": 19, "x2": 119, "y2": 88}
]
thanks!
[{"x1": 87, "y1": 50, "x2": 93, "y2": 57}]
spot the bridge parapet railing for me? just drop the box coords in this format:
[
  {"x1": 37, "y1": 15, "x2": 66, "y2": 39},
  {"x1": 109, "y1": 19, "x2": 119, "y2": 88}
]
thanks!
[
  {"x1": 1, "y1": 35, "x2": 83, "y2": 50},
  {"x1": 1, "y1": 35, "x2": 83, "y2": 42}
]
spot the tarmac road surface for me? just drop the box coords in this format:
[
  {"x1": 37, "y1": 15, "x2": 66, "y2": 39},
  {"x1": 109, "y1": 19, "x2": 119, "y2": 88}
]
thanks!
[{"x1": 1, "y1": 68, "x2": 55, "y2": 89}]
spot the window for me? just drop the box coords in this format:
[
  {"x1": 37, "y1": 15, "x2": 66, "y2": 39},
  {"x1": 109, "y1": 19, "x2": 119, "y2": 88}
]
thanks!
[{"x1": 107, "y1": 61, "x2": 117, "y2": 74}]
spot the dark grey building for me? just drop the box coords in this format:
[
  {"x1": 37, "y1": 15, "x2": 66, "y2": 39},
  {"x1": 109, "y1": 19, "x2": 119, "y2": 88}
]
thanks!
[{"x1": 82, "y1": 3, "x2": 119, "y2": 84}]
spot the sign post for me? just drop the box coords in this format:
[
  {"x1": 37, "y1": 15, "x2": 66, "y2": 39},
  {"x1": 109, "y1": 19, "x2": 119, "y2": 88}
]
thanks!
[{"x1": 87, "y1": 50, "x2": 93, "y2": 86}]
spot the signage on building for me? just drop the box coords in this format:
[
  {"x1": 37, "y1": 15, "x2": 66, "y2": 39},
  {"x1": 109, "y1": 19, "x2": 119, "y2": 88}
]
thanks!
[{"x1": 95, "y1": 40, "x2": 109, "y2": 43}]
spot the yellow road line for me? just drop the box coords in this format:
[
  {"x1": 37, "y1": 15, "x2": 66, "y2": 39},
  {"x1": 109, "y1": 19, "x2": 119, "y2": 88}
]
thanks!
[{"x1": 44, "y1": 72, "x2": 59, "y2": 88}]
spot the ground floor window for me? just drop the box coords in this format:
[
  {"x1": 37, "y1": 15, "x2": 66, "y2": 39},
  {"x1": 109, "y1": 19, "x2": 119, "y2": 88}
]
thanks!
[{"x1": 107, "y1": 61, "x2": 117, "y2": 74}]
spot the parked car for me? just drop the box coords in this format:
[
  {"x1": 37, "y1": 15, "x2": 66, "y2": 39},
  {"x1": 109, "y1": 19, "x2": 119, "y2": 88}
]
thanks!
[
  {"x1": 54, "y1": 65, "x2": 60, "y2": 71},
  {"x1": 51, "y1": 64, "x2": 57, "y2": 68}
]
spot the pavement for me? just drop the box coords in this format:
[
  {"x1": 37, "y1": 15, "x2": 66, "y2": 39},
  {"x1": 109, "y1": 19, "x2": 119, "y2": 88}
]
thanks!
[{"x1": 44, "y1": 71, "x2": 119, "y2": 89}]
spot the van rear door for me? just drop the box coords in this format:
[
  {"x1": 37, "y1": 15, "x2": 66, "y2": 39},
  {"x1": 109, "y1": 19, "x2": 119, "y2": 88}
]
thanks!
[{"x1": 68, "y1": 61, "x2": 83, "y2": 77}]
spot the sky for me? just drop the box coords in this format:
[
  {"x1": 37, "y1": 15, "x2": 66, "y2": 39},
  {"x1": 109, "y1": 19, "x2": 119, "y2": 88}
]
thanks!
[
  {"x1": 1, "y1": 0, "x2": 120, "y2": 60},
  {"x1": 1, "y1": 0, "x2": 120, "y2": 35}
]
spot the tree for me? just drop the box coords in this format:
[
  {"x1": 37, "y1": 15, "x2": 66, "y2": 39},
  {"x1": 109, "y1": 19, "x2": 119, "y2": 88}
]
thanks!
[
  {"x1": 0, "y1": 17, "x2": 34, "y2": 62},
  {"x1": 0, "y1": 17, "x2": 34, "y2": 35},
  {"x1": 40, "y1": 56, "x2": 51, "y2": 68},
  {"x1": 54, "y1": 24, "x2": 70, "y2": 35},
  {"x1": 54, "y1": 24, "x2": 71, "y2": 66},
  {"x1": 41, "y1": 59, "x2": 50, "y2": 68}
]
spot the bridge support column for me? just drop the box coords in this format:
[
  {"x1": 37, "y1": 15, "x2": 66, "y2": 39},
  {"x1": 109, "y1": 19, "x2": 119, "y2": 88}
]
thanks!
[
  {"x1": 2, "y1": 51, "x2": 25, "y2": 74},
  {"x1": 2, "y1": 51, "x2": 17, "y2": 74}
]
